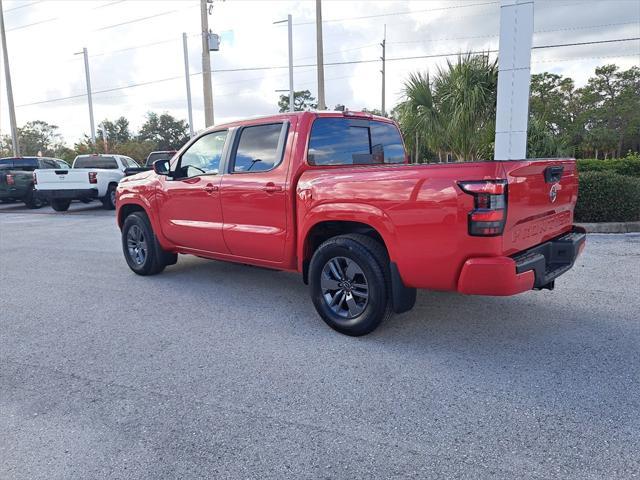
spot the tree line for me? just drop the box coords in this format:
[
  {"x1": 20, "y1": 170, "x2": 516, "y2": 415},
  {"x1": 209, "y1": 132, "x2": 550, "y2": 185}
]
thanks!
[
  {"x1": 0, "y1": 112, "x2": 190, "y2": 164},
  {"x1": 3, "y1": 58, "x2": 637, "y2": 164},
  {"x1": 279, "y1": 58, "x2": 639, "y2": 162}
]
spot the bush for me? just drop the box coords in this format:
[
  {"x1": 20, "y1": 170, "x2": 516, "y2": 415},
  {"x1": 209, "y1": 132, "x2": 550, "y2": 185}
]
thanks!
[
  {"x1": 575, "y1": 171, "x2": 640, "y2": 223},
  {"x1": 577, "y1": 153, "x2": 640, "y2": 178}
]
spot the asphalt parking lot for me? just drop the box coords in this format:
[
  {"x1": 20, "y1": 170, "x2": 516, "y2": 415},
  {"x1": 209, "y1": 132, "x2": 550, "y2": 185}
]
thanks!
[{"x1": 1, "y1": 201, "x2": 639, "y2": 479}]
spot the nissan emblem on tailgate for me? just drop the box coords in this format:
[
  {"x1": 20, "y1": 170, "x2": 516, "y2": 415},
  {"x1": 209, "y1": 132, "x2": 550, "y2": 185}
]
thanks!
[{"x1": 549, "y1": 183, "x2": 558, "y2": 203}]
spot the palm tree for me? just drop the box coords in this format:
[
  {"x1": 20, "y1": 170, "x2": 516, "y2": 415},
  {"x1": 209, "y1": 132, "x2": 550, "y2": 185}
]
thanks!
[{"x1": 396, "y1": 53, "x2": 498, "y2": 162}]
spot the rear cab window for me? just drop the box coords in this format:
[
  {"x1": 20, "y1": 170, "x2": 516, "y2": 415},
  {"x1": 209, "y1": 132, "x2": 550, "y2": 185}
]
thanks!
[
  {"x1": 73, "y1": 156, "x2": 119, "y2": 169},
  {"x1": 308, "y1": 117, "x2": 406, "y2": 166},
  {"x1": 0, "y1": 158, "x2": 39, "y2": 171}
]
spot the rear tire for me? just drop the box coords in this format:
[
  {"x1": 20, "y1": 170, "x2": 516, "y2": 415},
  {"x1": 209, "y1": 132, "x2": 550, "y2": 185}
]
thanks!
[
  {"x1": 24, "y1": 185, "x2": 44, "y2": 209},
  {"x1": 122, "y1": 211, "x2": 176, "y2": 275},
  {"x1": 102, "y1": 184, "x2": 117, "y2": 210},
  {"x1": 309, "y1": 234, "x2": 392, "y2": 336},
  {"x1": 50, "y1": 199, "x2": 71, "y2": 212}
]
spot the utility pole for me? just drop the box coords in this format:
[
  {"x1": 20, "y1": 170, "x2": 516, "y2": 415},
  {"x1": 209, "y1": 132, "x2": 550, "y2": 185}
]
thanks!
[
  {"x1": 75, "y1": 47, "x2": 96, "y2": 144},
  {"x1": 315, "y1": 0, "x2": 326, "y2": 110},
  {"x1": 182, "y1": 32, "x2": 194, "y2": 137},
  {"x1": 201, "y1": 0, "x2": 214, "y2": 127},
  {"x1": 287, "y1": 14, "x2": 294, "y2": 112},
  {"x1": 274, "y1": 15, "x2": 295, "y2": 112},
  {"x1": 380, "y1": 24, "x2": 386, "y2": 116},
  {"x1": 0, "y1": 0, "x2": 20, "y2": 156}
]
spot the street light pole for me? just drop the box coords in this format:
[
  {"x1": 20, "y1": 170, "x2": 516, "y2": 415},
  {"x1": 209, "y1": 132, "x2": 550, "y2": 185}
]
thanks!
[
  {"x1": 274, "y1": 15, "x2": 295, "y2": 112},
  {"x1": 183, "y1": 32, "x2": 195, "y2": 137},
  {"x1": 75, "y1": 47, "x2": 96, "y2": 144},
  {"x1": 0, "y1": 0, "x2": 20, "y2": 156}
]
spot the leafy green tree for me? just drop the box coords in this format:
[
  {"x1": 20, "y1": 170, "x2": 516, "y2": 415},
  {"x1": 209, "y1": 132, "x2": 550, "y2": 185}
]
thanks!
[
  {"x1": 137, "y1": 112, "x2": 190, "y2": 151},
  {"x1": 278, "y1": 90, "x2": 317, "y2": 112},
  {"x1": 577, "y1": 65, "x2": 640, "y2": 158},
  {"x1": 97, "y1": 117, "x2": 132, "y2": 144},
  {"x1": 0, "y1": 121, "x2": 67, "y2": 157}
]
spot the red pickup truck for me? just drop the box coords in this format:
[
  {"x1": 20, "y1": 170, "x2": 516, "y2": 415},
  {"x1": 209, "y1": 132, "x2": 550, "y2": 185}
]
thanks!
[{"x1": 116, "y1": 111, "x2": 585, "y2": 336}]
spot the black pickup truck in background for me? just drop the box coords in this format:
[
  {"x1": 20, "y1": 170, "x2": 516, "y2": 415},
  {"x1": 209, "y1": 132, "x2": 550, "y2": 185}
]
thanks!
[
  {"x1": 0, "y1": 156, "x2": 70, "y2": 208},
  {"x1": 123, "y1": 150, "x2": 177, "y2": 176}
]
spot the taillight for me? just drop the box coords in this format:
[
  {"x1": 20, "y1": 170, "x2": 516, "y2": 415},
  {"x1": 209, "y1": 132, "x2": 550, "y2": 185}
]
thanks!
[
  {"x1": 33, "y1": 172, "x2": 37, "y2": 185},
  {"x1": 6, "y1": 174, "x2": 15, "y2": 186},
  {"x1": 88, "y1": 172, "x2": 97, "y2": 184},
  {"x1": 458, "y1": 180, "x2": 507, "y2": 236}
]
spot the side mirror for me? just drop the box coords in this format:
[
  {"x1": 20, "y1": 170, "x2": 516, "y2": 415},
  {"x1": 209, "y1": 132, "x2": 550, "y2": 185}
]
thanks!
[{"x1": 153, "y1": 159, "x2": 170, "y2": 175}]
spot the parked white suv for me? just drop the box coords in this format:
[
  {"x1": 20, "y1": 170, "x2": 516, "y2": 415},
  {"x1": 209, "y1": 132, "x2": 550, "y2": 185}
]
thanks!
[{"x1": 34, "y1": 154, "x2": 138, "y2": 211}]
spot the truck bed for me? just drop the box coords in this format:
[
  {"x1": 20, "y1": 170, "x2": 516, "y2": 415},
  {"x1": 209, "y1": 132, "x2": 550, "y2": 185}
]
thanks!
[{"x1": 297, "y1": 159, "x2": 578, "y2": 291}]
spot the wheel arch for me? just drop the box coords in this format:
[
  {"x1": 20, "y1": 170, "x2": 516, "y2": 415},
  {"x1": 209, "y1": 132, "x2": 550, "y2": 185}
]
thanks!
[{"x1": 298, "y1": 203, "x2": 399, "y2": 280}]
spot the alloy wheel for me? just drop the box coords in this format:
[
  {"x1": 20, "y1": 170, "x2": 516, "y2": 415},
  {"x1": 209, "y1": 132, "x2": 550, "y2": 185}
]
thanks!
[
  {"x1": 321, "y1": 256, "x2": 369, "y2": 318},
  {"x1": 126, "y1": 224, "x2": 147, "y2": 265}
]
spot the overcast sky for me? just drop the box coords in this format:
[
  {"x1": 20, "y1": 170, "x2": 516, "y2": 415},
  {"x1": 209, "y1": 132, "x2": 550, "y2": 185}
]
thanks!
[{"x1": 1, "y1": 0, "x2": 638, "y2": 145}]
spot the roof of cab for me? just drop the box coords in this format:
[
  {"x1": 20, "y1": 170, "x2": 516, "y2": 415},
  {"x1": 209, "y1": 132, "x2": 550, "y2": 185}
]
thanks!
[{"x1": 205, "y1": 110, "x2": 395, "y2": 133}]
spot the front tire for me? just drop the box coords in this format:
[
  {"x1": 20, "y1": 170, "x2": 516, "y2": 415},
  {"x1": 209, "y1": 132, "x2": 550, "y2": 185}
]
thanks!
[
  {"x1": 50, "y1": 199, "x2": 71, "y2": 211},
  {"x1": 102, "y1": 184, "x2": 117, "y2": 210},
  {"x1": 122, "y1": 212, "x2": 176, "y2": 275},
  {"x1": 309, "y1": 234, "x2": 391, "y2": 336}
]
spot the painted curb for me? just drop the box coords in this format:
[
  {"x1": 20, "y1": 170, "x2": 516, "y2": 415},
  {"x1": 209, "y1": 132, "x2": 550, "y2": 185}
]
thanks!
[{"x1": 576, "y1": 222, "x2": 640, "y2": 233}]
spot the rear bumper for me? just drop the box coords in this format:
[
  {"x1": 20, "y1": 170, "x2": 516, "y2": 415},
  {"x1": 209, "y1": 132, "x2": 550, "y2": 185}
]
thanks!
[
  {"x1": 457, "y1": 226, "x2": 586, "y2": 296},
  {"x1": 37, "y1": 188, "x2": 99, "y2": 200}
]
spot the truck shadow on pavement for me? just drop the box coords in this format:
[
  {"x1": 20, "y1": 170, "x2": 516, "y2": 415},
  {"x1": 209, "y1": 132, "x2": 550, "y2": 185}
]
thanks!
[{"x1": 156, "y1": 254, "x2": 637, "y2": 364}]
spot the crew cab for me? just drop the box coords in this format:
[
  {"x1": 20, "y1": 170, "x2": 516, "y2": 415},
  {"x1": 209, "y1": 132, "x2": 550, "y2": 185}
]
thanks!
[
  {"x1": 116, "y1": 111, "x2": 585, "y2": 336},
  {"x1": 0, "y1": 156, "x2": 69, "y2": 208},
  {"x1": 34, "y1": 154, "x2": 138, "y2": 211}
]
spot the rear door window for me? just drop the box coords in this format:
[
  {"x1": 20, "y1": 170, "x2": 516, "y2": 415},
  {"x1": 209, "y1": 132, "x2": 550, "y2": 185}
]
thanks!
[
  {"x1": 41, "y1": 159, "x2": 59, "y2": 169},
  {"x1": 308, "y1": 118, "x2": 406, "y2": 165},
  {"x1": 2, "y1": 158, "x2": 39, "y2": 171}
]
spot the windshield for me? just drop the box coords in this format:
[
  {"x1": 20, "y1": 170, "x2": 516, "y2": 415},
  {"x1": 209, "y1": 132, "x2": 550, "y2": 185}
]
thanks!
[
  {"x1": 146, "y1": 152, "x2": 174, "y2": 166},
  {"x1": 73, "y1": 156, "x2": 118, "y2": 169}
]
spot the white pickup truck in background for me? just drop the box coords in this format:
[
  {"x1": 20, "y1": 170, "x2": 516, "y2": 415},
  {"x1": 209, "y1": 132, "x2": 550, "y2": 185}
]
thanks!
[{"x1": 34, "y1": 154, "x2": 138, "y2": 211}]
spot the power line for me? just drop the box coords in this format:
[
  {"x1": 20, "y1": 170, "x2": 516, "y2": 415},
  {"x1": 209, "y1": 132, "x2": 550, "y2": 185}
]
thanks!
[
  {"x1": 91, "y1": 38, "x2": 181, "y2": 57},
  {"x1": 532, "y1": 52, "x2": 640, "y2": 64},
  {"x1": 4, "y1": 1, "x2": 42, "y2": 13},
  {"x1": 388, "y1": 20, "x2": 640, "y2": 46},
  {"x1": 94, "y1": 0, "x2": 127, "y2": 9},
  {"x1": 290, "y1": 1, "x2": 498, "y2": 26},
  {"x1": 6, "y1": 16, "x2": 58, "y2": 32},
  {"x1": 94, "y1": 7, "x2": 191, "y2": 31},
  {"x1": 14, "y1": 37, "x2": 639, "y2": 108},
  {"x1": 532, "y1": 37, "x2": 640, "y2": 50}
]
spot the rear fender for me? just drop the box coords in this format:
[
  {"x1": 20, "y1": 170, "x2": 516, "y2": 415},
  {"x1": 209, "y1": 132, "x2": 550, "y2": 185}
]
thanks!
[{"x1": 297, "y1": 202, "x2": 399, "y2": 272}]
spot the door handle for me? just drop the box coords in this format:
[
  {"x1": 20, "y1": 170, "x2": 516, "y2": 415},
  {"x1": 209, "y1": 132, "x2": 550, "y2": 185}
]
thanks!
[
  {"x1": 263, "y1": 182, "x2": 283, "y2": 193},
  {"x1": 204, "y1": 183, "x2": 219, "y2": 194}
]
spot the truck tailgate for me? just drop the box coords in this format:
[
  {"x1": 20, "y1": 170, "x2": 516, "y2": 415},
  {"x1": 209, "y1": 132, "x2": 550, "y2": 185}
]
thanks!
[
  {"x1": 35, "y1": 169, "x2": 92, "y2": 190},
  {"x1": 501, "y1": 159, "x2": 578, "y2": 255}
]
